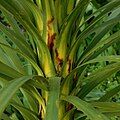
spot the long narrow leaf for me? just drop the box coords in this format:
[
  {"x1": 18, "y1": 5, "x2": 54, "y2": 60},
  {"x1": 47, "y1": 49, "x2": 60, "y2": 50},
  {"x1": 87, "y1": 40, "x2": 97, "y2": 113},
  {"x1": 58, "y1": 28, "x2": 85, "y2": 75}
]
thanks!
[
  {"x1": 62, "y1": 96, "x2": 109, "y2": 120},
  {"x1": 0, "y1": 76, "x2": 34, "y2": 117}
]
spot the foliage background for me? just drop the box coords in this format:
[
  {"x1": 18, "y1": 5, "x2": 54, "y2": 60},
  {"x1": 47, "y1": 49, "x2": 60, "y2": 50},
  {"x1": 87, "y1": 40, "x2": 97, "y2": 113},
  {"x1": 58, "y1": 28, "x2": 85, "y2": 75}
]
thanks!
[{"x1": 0, "y1": 0, "x2": 120, "y2": 120}]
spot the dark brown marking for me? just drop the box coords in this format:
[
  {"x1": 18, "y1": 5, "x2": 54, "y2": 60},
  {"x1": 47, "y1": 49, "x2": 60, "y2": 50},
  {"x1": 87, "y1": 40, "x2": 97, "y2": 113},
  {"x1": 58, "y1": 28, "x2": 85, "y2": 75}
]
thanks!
[
  {"x1": 48, "y1": 33, "x2": 56, "y2": 52},
  {"x1": 55, "y1": 49, "x2": 63, "y2": 67},
  {"x1": 47, "y1": 16, "x2": 54, "y2": 25},
  {"x1": 66, "y1": 104, "x2": 73, "y2": 111},
  {"x1": 74, "y1": 74, "x2": 78, "y2": 82},
  {"x1": 68, "y1": 59, "x2": 71, "y2": 73}
]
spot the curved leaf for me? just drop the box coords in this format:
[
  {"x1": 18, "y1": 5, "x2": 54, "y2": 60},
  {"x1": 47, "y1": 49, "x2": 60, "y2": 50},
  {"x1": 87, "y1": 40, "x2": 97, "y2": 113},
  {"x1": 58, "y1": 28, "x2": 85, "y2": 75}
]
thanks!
[
  {"x1": 62, "y1": 96, "x2": 109, "y2": 120},
  {"x1": 77, "y1": 63, "x2": 120, "y2": 98},
  {"x1": 0, "y1": 76, "x2": 34, "y2": 117},
  {"x1": 99, "y1": 85, "x2": 120, "y2": 102},
  {"x1": 10, "y1": 100, "x2": 39, "y2": 120}
]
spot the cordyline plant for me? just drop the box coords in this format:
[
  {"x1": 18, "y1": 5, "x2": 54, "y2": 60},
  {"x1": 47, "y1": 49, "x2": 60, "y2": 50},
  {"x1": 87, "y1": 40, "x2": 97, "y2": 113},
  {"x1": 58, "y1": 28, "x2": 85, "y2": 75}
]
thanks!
[{"x1": 0, "y1": 0, "x2": 120, "y2": 120}]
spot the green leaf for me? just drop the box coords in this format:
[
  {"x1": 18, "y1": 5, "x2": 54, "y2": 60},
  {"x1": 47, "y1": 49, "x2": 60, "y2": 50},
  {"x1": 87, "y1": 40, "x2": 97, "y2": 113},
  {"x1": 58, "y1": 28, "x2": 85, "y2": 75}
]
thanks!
[
  {"x1": 0, "y1": 76, "x2": 34, "y2": 117},
  {"x1": 79, "y1": 30, "x2": 120, "y2": 64},
  {"x1": 69, "y1": 2, "x2": 120, "y2": 62},
  {"x1": 57, "y1": 0, "x2": 90, "y2": 61},
  {"x1": 23, "y1": 85, "x2": 46, "y2": 116},
  {"x1": 62, "y1": 96, "x2": 109, "y2": 120},
  {"x1": 0, "y1": 42, "x2": 43, "y2": 76},
  {"x1": 99, "y1": 85, "x2": 120, "y2": 102},
  {"x1": 90, "y1": 102, "x2": 120, "y2": 115},
  {"x1": 10, "y1": 100, "x2": 39, "y2": 120},
  {"x1": 0, "y1": 35, "x2": 26, "y2": 74},
  {"x1": 0, "y1": 0, "x2": 56, "y2": 77},
  {"x1": 82, "y1": 55, "x2": 120, "y2": 66},
  {"x1": 1, "y1": 113, "x2": 11, "y2": 120},
  {"x1": 20, "y1": 88, "x2": 39, "y2": 113},
  {"x1": 10, "y1": 113, "x2": 19, "y2": 120},
  {"x1": 61, "y1": 108, "x2": 75, "y2": 120},
  {"x1": 0, "y1": 61, "x2": 22, "y2": 78},
  {"x1": 0, "y1": 22, "x2": 36, "y2": 61},
  {"x1": 0, "y1": 77, "x2": 8, "y2": 88},
  {"x1": 77, "y1": 63, "x2": 120, "y2": 98},
  {"x1": 27, "y1": 76, "x2": 49, "y2": 91}
]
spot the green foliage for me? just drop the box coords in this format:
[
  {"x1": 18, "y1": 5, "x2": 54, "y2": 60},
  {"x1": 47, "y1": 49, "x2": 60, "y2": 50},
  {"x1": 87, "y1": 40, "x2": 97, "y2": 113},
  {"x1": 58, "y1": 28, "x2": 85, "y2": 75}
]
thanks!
[{"x1": 0, "y1": 0, "x2": 120, "y2": 120}]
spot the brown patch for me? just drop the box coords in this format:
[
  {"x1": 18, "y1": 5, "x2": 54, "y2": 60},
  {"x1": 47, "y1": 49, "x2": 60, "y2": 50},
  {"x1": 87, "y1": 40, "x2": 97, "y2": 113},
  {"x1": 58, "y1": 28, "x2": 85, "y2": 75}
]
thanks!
[
  {"x1": 47, "y1": 16, "x2": 56, "y2": 52},
  {"x1": 48, "y1": 33, "x2": 56, "y2": 51},
  {"x1": 55, "y1": 49, "x2": 63, "y2": 72},
  {"x1": 68, "y1": 59, "x2": 71, "y2": 73},
  {"x1": 66, "y1": 104, "x2": 73, "y2": 111},
  {"x1": 55, "y1": 49, "x2": 63, "y2": 67},
  {"x1": 74, "y1": 74, "x2": 78, "y2": 82}
]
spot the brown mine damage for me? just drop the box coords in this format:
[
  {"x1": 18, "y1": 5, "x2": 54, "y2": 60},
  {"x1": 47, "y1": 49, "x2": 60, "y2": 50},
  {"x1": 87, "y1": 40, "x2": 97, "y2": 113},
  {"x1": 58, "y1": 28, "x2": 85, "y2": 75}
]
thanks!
[
  {"x1": 66, "y1": 103, "x2": 73, "y2": 111},
  {"x1": 48, "y1": 33, "x2": 56, "y2": 51},
  {"x1": 55, "y1": 49, "x2": 63, "y2": 67},
  {"x1": 68, "y1": 59, "x2": 72, "y2": 73},
  {"x1": 47, "y1": 16, "x2": 55, "y2": 52},
  {"x1": 74, "y1": 74, "x2": 78, "y2": 82}
]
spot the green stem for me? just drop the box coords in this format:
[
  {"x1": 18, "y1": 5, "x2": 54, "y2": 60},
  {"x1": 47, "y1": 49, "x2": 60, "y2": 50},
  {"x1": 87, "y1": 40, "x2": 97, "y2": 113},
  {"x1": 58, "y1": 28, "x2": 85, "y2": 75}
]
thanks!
[{"x1": 45, "y1": 77, "x2": 61, "y2": 120}]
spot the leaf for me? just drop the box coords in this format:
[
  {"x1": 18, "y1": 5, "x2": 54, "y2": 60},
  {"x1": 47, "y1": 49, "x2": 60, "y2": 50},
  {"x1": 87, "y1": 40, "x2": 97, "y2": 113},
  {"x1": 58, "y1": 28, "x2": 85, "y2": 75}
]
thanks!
[
  {"x1": 0, "y1": 0, "x2": 56, "y2": 77},
  {"x1": 79, "y1": 30, "x2": 120, "y2": 64},
  {"x1": 0, "y1": 42, "x2": 43, "y2": 76},
  {"x1": 1, "y1": 113, "x2": 11, "y2": 120},
  {"x1": 0, "y1": 61, "x2": 22, "y2": 78},
  {"x1": 62, "y1": 96, "x2": 109, "y2": 120},
  {"x1": 61, "y1": 55, "x2": 120, "y2": 98},
  {"x1": 10, "y1": 113, "x2": 19, "y2": 120},
  {"x1": 27, "y1": 76, "x2": 49, "y2": 91},
  {"x1": 0, "y1": 76, "x2": 34, "y2": 117},
  {"x1": 23, "y1": 85, "x2": 46, "y2": 116},
  {"x1": 10, "y1": 100, "x2": 39, "y2": 120},
  {"x1": 77, "y1": 63, "x2": 120, "y2": 98},
  {"x1": 20, "y1": 88, "x2": 39, "y2": 113},
  {"x1": 61, "y1": 108, "x2": 75, "y2": 120},
  {"x1": 77, "y1": 24, "x2": 113, "y2": 64},
  {"x1": 91, "y1": 102, "x2": 120, "y2": 116},
  {"x1": 0, "y1": 22, "x2": 36, "y2": 61},
  {"x1": 68, "y1": 2, "x2": 120, "y2": 62},
  {"x1": 0, "y1": 35, "x2": 26, "y2": 74},
  {"x1": 57, "y1": 0, "x2": 90, "y2": 62},
  {"x1": 82, "y1": 55, "x2": 120, "y2": 66},
  {"x1": 99, "y1": 85, "x2": 120, "y2": 102},
  {"x1": 0, "y1": 77, "x2": 8, "y2": 88}
]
